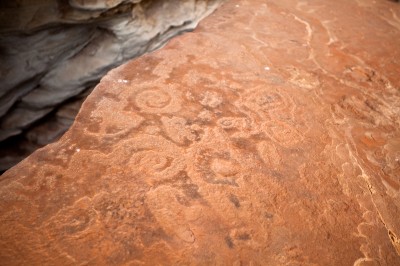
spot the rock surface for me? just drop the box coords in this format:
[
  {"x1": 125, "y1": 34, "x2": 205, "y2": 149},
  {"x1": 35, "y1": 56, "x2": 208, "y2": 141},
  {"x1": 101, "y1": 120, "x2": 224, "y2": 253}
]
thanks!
[
  {"x1": 0, "y1": 0, "x2": 222, "y2": 171},
  {"x1": 1, "y1": 0, "x2": 400, "y2": 264}
]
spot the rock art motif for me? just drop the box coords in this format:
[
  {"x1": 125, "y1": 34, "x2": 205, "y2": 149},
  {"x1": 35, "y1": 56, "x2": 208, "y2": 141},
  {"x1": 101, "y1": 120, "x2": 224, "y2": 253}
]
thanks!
[
  {"x1": 134, "y1": 87, "x2": 182, "y2": 114},
  {"x1": 0, "y1": 0, "x2": 223, "y2": 171},
  {"x1": 243, "y1": 86, "x2": 288, "y2": 115},
  {"x1": 1, "y1": 0, "x2": 400, "y2": 265}
]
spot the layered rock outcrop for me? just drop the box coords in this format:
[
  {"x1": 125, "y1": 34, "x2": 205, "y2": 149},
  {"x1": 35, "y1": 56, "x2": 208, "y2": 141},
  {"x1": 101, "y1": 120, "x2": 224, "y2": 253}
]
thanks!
[
  {"x1": 0, "y1": 0, "x2": 223, "y2": 171},
  {"x1": 1, "y1": 0, "x2": 400, "y2": 265}
]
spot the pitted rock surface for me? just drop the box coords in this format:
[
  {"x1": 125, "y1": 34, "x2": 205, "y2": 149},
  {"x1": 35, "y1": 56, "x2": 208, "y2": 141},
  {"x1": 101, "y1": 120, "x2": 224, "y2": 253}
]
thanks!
[
  {"x1": 0, "y1": 0, "x2": 223, "y2": 171},
  {"x1": 1, "y1": 0, "x2": 400, "y2": 265}
]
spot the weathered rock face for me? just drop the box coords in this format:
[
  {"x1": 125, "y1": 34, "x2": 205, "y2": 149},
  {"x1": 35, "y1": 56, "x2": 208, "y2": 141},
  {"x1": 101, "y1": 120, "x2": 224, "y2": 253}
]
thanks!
[
  {"x1": 0, "y1": 0, "x2": 223, "y2": 171},
  {"x1": 1, "y1": 0, "x2": 400, "y2": 264}
]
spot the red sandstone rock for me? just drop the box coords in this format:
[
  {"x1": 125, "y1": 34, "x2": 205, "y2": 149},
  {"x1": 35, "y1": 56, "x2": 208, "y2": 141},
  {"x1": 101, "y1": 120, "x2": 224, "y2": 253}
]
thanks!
[
  {"x1": 1, "y1": 0, "x2": 400, "y2": 264},
  {"x1": 0, "y1": 0, "x2": 222, "y2": 171}
]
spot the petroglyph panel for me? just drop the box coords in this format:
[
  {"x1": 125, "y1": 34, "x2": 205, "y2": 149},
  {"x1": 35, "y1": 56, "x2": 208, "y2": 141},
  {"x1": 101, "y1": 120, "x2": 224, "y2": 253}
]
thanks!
[{"x1": 1, "y1": 0, "x2": 400, "y2": 265}]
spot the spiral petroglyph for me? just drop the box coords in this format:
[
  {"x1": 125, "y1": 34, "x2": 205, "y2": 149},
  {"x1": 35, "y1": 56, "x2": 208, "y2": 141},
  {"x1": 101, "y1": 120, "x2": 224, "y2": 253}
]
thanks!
[
  {"x1": 135, "y1": 87, "x2": 182, "y2": 114},
  {"x1": 107, "y1": 134, "x2": 186, "y2": 185},
  {"x1": 129, "y1": 151, "x2": 185, "y2": 185},
  {"x1": 194, "y1": 148, "x2": 242, "y2": 186}
]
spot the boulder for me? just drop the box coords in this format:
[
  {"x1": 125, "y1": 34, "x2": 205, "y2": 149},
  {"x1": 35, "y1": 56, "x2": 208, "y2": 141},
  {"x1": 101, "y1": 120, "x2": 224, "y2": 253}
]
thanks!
[{"x1": 0, "y1": 0, "x2": 399, "y2": 264}]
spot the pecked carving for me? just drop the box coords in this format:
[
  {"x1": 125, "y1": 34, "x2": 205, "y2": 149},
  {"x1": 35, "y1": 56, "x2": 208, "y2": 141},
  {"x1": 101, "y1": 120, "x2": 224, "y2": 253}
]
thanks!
[
  {"x1": 107, "y1": 134, "x2": 186, "y2": 186},
  {"x1": 256, "y1": 140, "x2": 281, "y2": 169},
  {"x1": 243, "y1": 87, "x2": 287, "y2": 113},
  {"x1": 264, "y1": 120, "x2": 304, "y2": 148},
  {"x1": 200, "y1": 91, "x2": 224, "y2": 108},
  {"x1": 161, "y1": 116, "x2": 200, "y2": 145},
  {"x1": 194, "y1": 147, "x2": 242, "y2": 186},
  {"x1": 1, "y1": 0, "x2": 400, "y2": 264},
  {"x1": 134, "y1": 86, "x2": 182, "y2": 114},
  {"x1": 217, "y1": 116, "x2": 248, "y2": 130},
  {"x1": 146, "y1": 185, "x2": 201, "y2": 244}
]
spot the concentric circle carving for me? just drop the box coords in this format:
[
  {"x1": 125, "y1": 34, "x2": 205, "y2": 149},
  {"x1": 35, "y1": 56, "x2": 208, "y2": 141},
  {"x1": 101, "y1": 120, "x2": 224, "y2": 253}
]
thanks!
[{"x1": 135, "y1": 87, "x2": 182, "y2": 114}]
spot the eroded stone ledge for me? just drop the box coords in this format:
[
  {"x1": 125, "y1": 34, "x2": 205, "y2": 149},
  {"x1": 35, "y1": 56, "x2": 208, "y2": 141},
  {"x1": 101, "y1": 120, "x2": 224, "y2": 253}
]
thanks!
[{"x1": 0, "y1": 0, "x2": 223, "y2": 171}]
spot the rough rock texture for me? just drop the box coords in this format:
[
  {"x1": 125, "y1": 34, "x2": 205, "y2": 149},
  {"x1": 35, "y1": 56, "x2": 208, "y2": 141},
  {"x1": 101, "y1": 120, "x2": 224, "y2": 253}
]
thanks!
[
  {"x1": 1, "y1": 0, "x2": 400, "y2": 264},
  {"x1": 0, "y1": 0, "x2": 222, "y2": 171}
]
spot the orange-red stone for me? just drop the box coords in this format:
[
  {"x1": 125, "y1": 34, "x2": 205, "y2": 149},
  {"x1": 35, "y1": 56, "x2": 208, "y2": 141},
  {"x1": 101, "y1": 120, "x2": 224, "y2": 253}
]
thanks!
[{"x1": 1, "y1": 0, "x2": 399, "y2": 264}]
